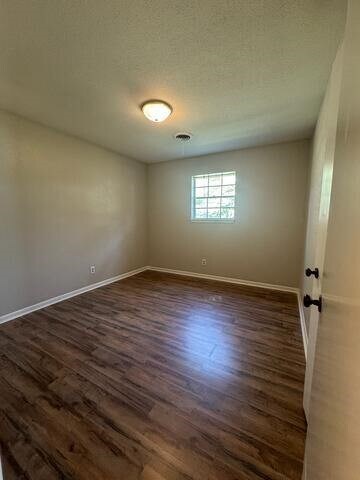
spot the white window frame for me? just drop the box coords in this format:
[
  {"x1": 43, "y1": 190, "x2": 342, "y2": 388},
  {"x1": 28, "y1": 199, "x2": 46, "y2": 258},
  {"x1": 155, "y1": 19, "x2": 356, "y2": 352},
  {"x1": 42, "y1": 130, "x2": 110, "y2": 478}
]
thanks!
[{"x1": 191, "y1": 171, "x2": 236, "y2": 223}]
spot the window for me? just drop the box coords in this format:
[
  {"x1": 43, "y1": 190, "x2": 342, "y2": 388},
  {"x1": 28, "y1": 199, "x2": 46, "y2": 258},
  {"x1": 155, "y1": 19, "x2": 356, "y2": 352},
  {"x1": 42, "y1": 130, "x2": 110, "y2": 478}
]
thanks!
[{"x1": 191, "y1": 171, "x2": 236, "y2": 222}]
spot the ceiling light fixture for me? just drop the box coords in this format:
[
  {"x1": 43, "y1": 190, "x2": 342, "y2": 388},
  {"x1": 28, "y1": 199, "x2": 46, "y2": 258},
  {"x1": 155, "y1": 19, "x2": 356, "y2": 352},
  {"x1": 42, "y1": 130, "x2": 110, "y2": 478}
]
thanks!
[{"x1": 141, "y1": 100, "x2": 172, "y2": 123}]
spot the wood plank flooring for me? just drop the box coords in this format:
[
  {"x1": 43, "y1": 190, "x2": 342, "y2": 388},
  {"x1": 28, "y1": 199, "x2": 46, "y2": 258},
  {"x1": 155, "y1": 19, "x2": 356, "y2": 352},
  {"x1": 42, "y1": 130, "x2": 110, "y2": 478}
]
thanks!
[{"x1": 0, "y1": 270, "x2": 306, "y2": 479}]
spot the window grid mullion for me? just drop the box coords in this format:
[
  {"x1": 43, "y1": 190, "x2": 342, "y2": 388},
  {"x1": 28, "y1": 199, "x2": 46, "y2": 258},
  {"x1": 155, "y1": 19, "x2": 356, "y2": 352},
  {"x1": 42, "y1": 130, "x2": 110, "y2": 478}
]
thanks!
[{"x1": 195, "y1": 194, "x2": 234, "y2": 199}]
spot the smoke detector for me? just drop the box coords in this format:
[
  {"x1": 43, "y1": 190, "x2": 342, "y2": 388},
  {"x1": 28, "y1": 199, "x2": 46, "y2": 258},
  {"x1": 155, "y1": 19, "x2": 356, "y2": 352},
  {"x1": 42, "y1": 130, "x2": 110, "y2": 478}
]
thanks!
[{"x1": 174, "y1": 132, "x2": 193, "y2": 142}]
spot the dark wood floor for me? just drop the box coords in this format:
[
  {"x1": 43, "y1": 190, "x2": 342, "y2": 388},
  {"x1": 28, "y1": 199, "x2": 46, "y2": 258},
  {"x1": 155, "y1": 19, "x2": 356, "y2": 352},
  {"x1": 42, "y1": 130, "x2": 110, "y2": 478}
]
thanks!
[{"x1": 0, "y1": 271, "x2": 306, "y2": 480}]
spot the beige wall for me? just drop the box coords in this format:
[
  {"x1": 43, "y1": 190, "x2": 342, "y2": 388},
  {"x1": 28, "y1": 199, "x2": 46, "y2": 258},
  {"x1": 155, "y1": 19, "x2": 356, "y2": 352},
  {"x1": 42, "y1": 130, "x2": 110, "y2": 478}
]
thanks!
[
  {"x1": 0, "y1": 110, "x2": 147, "y2": 316},
  {"x1": 148, "y1": 140, "x2": 310, "y2": 288}
]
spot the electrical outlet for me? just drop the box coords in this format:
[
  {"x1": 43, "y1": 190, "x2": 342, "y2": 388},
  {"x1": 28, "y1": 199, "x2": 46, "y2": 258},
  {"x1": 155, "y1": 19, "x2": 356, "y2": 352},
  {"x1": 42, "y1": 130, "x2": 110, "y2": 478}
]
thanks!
[
  {"x1": 90, "y1": 265, "x2": 96, "y2": 274},
  {"x1": 201, "y1": 258, "x2": 207, "y2": 266}
]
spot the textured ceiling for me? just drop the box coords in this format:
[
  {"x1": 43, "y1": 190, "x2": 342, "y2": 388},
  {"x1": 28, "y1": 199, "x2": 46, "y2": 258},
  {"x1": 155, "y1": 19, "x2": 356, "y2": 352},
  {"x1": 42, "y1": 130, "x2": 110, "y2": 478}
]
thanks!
[{"x1": 0, "y1": 1, "x2": 347, "y2": 163}]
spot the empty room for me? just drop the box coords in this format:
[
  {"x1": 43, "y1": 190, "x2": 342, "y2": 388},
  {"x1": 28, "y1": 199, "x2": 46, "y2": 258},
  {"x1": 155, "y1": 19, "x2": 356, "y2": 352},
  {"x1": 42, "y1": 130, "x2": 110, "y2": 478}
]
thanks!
[{"x1": 1, "y1": 1, "x2": 359, "y2": 479}]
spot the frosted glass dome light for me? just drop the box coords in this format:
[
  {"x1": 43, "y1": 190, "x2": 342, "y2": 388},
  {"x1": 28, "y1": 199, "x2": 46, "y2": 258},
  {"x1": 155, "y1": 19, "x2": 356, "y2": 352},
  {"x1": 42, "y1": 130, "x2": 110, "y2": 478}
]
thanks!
[{"x1": 141, "y1": 100, "x2": 172, "y2": 122}]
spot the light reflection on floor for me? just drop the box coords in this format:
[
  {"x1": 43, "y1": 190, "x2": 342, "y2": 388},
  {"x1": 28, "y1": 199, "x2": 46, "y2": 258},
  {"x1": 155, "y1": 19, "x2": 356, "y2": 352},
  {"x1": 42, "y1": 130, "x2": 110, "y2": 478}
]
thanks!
[{"x1": 184, "y1": 304, "x2": 231, "y2": 376}]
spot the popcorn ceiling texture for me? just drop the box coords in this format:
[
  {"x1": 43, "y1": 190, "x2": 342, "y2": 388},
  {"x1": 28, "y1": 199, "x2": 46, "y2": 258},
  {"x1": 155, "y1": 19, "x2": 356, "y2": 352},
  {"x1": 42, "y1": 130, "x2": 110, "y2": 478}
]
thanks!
[{"x1": 0, "y1": 0, "x2": 346, "y2": 162}]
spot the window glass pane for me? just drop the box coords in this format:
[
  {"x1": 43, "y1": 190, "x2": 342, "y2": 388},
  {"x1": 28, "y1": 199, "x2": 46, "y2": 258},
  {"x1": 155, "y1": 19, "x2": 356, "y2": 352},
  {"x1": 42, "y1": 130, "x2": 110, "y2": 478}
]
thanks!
[
  {"x1": 195, "y1": 209, "x2": 207, "y2": 218},
  {"x1": 221, "y1": 208, "x2": 235, "y2": 219},
  {"x1": 208, "y1": 186, "x2": 221, "y2": 197},
  {"x1": 209, "y1": 174, "x2": 222, "y2": 186},
  {"x1": 195, "y1": 197, "x2": 207, "y2": 208},
  {"x1": 195, "y1": 187, "x2": 208, "y2": 197},
  {"x1": 195, "y1": 176, "x2": 208, "y2": 187},
  {"x1": 208, "y1": 197, "x2": 221, "y2": 208},
  {"x1": 222, "y1": 184, "x2": 235, "y2": 196},
  {"x1": 221, "y1": 197, "x2": 234, "y2": 208},
  {"x1": 208, "y1": 208, "x2": 221, "y2": 218},
  {"x1": 222, "y1": 173, "x2": 236, "y2": 185}
]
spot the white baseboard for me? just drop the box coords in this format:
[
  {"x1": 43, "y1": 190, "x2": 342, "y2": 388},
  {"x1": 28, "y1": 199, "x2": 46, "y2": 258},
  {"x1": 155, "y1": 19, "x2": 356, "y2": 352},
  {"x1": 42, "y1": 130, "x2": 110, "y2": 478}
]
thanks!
[
  {"x1": 297, "y1": 291, "x2": 308, "y2": 361},
  {"x1": 147, "y1": 266, "x2": 299, "y2": 293},
  {"x1": 0, "y1": 266, "x2": 147, "y2": 325},
  {"x1": 302, "y1": 452, "x2": 307, "y2": 480}
]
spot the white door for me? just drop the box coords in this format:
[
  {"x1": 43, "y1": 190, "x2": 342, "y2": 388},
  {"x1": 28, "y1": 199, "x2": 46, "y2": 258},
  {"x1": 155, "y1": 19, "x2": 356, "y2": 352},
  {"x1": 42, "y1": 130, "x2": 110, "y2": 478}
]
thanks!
[
  {"x1": 304, "y1": 0, "x2": 360, "y2": 477},
  {"x1": 302, "y1": 46, "x2": 343, "y2": 420}
]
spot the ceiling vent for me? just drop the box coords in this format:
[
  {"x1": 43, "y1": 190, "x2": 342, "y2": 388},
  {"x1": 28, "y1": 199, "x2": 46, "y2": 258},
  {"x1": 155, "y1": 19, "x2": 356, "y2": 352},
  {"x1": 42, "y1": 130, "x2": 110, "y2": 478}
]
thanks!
[{"x1": 174, "y1": 132, "x2": 193, "y2": 142}]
